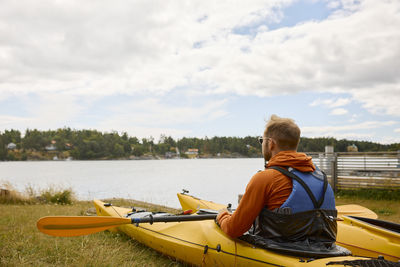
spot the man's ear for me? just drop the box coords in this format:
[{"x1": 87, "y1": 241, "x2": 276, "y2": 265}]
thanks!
[
  {"x1": 268, "y1": 139, "x2": 274, "y2": 150},
  {"x1": 269, "y1": 138, "x2": 277, "y2": 151}
]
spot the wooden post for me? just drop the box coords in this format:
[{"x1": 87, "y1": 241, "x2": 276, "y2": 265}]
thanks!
[{"x1": 331, "y1": 154, "x2": 338, "y2": 194}]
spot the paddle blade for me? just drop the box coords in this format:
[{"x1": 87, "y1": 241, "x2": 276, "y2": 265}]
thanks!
[
  {"x1": 37, "y1": 216, "x2": 131, "y2": 237},
  {"x1": 337, "y1": 204, "x2": 377, "y2": 219}
]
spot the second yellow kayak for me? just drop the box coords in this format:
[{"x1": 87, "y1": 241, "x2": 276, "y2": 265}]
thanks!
[{"x1": 177, "y1": 192, "x2": 400, "y2": 262}]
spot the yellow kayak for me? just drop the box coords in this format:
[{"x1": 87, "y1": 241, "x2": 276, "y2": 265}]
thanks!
[
  {"x1": 93, "y1": 199, "x2": 391, "y2": 266},
  {"x1": 177, "y1": 193, "x2": 400, "y2": 262}
]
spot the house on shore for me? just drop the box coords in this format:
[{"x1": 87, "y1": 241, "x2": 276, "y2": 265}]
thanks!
[
  {"x1": 185, "y1": 148, "x2": 199, "y2": 159},
  {"x1": 7, "y1": 143, "x2": 17, "y2": 150}
]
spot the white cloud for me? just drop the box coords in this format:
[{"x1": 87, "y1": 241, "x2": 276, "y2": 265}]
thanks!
[
  {"x1": 302, "y1": 120, "x2": 398, "y2": 140},
  {"x1": 0, "y1": 0, "x2": 295, "y2": 97},
  {"x1": 326, "y1": 1, "x2": 341, "y2": 9},
  {"x1": 95, "y1": 97, "x2": 229, "y2": 138},
  {"x1": 379, "y1": 136, "x2": 400, "y2": 144},
  {"x1": 0, "y1": 0, "x2": 398, "y2": 116},
  {"x1": 310, "y1": 97, "x2": 351, "y2": 108},
  {"x1": 322, "y1": 132, "x2": 374, "y2": 140},
  {"x1": 0, "y1": 0, "x2": 399, "y2": 141},
  {"x1": 348, "y1": 114, "x2": 359, "y2": 123},
  {"x1": 350, "y1": 84, "x2": 400, "y2": 116},
  {"x1": 395, "y1": 128, "x2": 400, "y2": 133},
  {"x1": 0, "y1": 115, "x2": 31, "y2": 130},
  {"x1": 330, "y1": 108, "x2": 348, "y2": 115}
]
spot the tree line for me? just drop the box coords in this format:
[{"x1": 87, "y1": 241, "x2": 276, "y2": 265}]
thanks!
[{"x1": 0, "y1": 128, "x2": 399, "y2": 161}]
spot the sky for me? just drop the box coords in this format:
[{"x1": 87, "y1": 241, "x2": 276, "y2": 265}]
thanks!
[{"x1": 0, "y1": 0, "x2": 399, "y2": 144}]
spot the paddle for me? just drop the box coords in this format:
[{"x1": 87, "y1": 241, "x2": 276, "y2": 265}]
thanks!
[{"x1": 37, "y1": 214, "x2": 217, "y2": 237}]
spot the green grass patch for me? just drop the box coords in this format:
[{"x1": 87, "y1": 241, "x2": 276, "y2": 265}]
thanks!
[
  {"x1": 372, "y1": 207, "x2": 394, "y2": 216},
  {"x1": 38, "y1": 188, "x2": 74, "y2": 205},
  {"x1": 0, "y1": 201, "x2": 185, "y2": 266},
  {"x1": 336, "y1": 188, "x2": 400, "y2": 201}
]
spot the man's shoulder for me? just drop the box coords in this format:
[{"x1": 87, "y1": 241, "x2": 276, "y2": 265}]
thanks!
[{"x1": 252, "y1": 168, "x2": 281, "y2": 179}]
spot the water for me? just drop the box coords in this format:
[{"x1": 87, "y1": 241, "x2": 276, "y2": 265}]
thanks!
[{"x1": 0, "y1": 158, "x2": 265, "y2": 208}]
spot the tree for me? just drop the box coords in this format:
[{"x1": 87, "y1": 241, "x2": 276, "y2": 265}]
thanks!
[
  {"x1": 0, "y1": 134, "x2": 7, "y2": 160},
  {"x1": 3, "y1": 130, "x2": 21, "y2": 147},
  {"x1": 22, "y1": 129, "x2": 47, "y2": 151}
]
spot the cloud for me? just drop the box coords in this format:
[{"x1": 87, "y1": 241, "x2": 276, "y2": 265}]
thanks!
[
  {"x1": 302, "y1": 120, "x2": 398, "y2": 141},
  {"x1": 0, "y1": 0, "x2": 398, "y2": 116},
  {"x1": 310, "y1": 97, "x2": 351, "y2": 108},
  {"x1": 95, "y1": 97, "x2": 229, "y2": 138},
  {"x1": 326, "y1": 1, "x2": 341, "y2": 9},
  {"x1": 379, "y1": 136, "x2": 400, "y2": 144},
  {"x1": 0, "y1": 115, "x2": 31, "y2": 130},
  {"x1": 350, "y1": 84, "x2": 400, "y2": 116},
  {"x1": 395, "y1": 128, "x2": 400, "y2": 133},
  {"x1": 0, "y1": 0, "x2": 295, "y2": 96},
  {"x1": 0, "y1": 0, "x2": 399, "y2": 141},
  {"x1": 0, "y1": 92, "x2": 92, "y2": 133},
  {"x1": 330, "y1": 108, "x2": 348, "y2": 115}
]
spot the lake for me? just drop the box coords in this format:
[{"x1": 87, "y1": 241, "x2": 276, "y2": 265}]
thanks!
[{"x1": 0, "y1": 158, "x2": 265, "y2": 208}]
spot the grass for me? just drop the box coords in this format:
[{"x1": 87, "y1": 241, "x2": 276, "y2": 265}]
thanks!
[
  {"x1": 336, "y1": 195, "x2": 400, "y2": 223},
  {"x1": 1, "y1": 185, "x2": 399, "y2": 266},
  {"x1": 0, "y1": 201, "x2": 185, "y2": 267},
  {"x1": 0, "y1": 185, "x2": 185, "y2": 266},
  {"x1": 336, "y1": 189, "x2": 400, "y2": 201}
]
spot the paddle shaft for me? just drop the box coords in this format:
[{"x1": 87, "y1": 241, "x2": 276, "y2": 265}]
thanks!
[{"x1": 132, "y1": 214, "x2": 217, "y2": 224}]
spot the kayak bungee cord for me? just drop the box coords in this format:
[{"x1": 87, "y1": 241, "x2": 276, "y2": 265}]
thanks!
[
  {"x1": 335, "y1": 241, "x2": 399, "y2": 261},
  {"x1": 136, "y1": 225, "x2": 284, "y2": 267},
  {"x1": 108, "y1": 203, "x2": 123, "y2": 218}
]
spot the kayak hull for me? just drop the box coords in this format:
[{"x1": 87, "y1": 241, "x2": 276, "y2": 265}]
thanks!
[
  {"x1": 177, "y1": 193, "x2": 400, "y2": 262},
  {"x1": 94, "y1": 199, "x2": 371, "y2": 266}
]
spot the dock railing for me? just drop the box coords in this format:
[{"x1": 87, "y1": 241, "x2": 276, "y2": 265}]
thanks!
[{"x1": 306, "y1": 151, "x2": 400, "y2": 192}]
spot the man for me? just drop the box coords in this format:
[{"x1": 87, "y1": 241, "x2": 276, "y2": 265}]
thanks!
[{"x1": 216, "y1": 115, "x2": 346, "y2": 257}]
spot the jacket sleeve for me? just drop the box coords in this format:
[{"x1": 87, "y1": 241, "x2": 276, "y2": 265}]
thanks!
[{"x1": 217, "y1": 172, "x2": 269, "y2": 238}]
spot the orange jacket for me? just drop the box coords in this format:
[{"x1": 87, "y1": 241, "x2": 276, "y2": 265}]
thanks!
[{"x1": 217, "y1": 151, "x2": 316, "y2": 238}]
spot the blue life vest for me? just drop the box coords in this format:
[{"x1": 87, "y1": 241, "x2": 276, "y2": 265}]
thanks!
[
  {"x1": 238, "y1": 166, "x2": 347, "y2": 258},
  {"x1": 270, "y1": 166, "x2": 335, "y2": 213}
]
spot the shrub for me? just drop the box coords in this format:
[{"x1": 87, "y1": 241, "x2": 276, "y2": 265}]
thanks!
[
  {"x1": 0, "y1": 181, "x2": 75, "y2": 205},
  {"x1": 39, "y1": 187, "x2": 75, "y2": 205}
]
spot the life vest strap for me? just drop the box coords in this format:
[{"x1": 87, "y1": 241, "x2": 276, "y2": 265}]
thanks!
[{"x1": 269, "y1": 166, "x2": 328, "y2": 209}]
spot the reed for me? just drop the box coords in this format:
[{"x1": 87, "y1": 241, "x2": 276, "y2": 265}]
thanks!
[
  {"x1": 0, "y1": 183, "x2": 75, "y2": 205},
  {"x1": 0, "y1": 182, "x2": 33, "y2": 204}
]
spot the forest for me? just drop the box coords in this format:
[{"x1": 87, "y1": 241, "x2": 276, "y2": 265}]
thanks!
[{"x1": 0, "y1": 128, "x2": 399, "y2": 160}]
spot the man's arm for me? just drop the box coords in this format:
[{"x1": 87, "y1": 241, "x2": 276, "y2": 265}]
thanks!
[{"x1": 216, "y1": 172, "x2": 268, "y2": 238}]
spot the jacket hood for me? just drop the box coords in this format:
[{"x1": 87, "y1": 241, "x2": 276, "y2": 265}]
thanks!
[{"x1": 267, "y1": 151, "x2": 315, "y2": 172}]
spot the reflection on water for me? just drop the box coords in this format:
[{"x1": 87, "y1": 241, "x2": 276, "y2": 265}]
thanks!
[{"x1": 0, "y1": 158, "x2": 264, "y2": 208}]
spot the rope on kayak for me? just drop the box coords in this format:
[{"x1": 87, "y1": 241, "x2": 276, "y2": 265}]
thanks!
[
  {"x1": 326, "y1": 259, "x2": 400, "y2": 266},
  {"x1": 104, "y1": 203, "x2": 124, "y2": 218},
  {"x1": 137, "y1": 225, "x2": 284, "y2": 267},
  {"x1": 202, "y1": 245, "x2": 208, "y2": 267}
]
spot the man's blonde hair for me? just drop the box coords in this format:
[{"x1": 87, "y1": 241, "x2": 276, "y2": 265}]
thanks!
[{"x1": 264, "y1": 115, "x2": 300, "y2": 150}]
